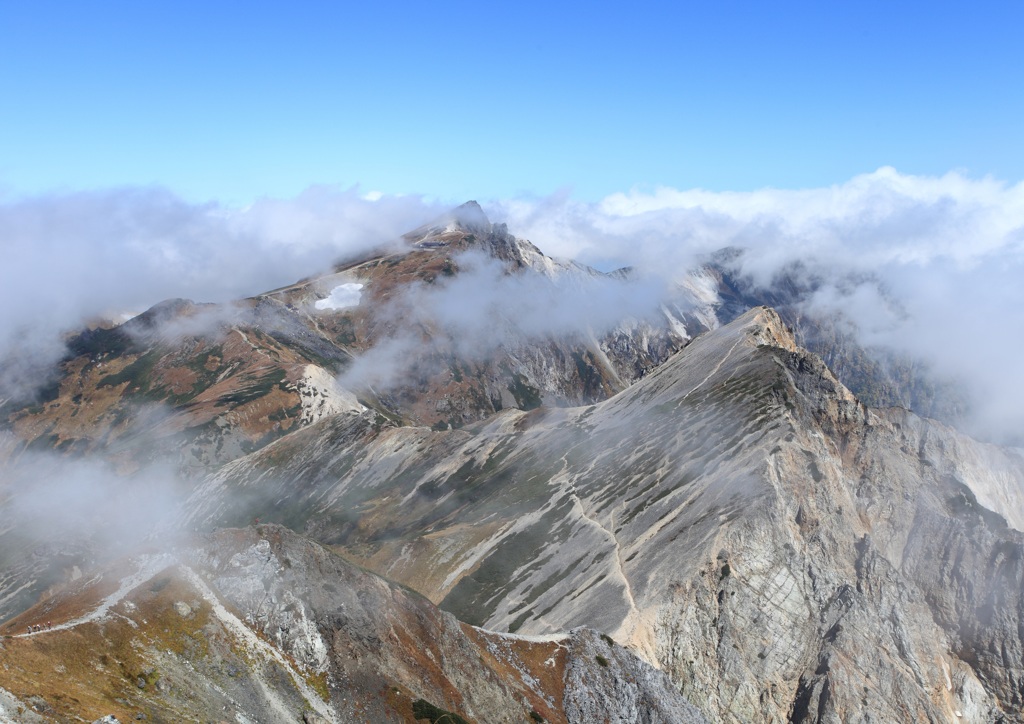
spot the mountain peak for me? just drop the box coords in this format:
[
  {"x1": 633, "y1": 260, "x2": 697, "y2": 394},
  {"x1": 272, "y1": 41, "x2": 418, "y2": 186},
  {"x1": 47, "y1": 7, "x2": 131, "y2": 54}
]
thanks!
[
  {"x1": 450, "y1": 200, "x2": 491, "y2": 232},
  {"x1": 402, "y1": 200, "x2": 493, "y2": 248}
]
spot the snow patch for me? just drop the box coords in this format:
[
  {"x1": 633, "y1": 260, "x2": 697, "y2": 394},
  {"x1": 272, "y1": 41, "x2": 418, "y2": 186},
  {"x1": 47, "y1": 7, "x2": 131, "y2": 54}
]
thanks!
[{"x1": 314, "y1": 282, "x2": 364, "y2": 310}]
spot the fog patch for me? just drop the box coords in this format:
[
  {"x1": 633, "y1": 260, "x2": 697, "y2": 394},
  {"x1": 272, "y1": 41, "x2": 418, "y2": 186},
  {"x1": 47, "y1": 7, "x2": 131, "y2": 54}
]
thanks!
[
  {"x1": 0, "y1": 186, "x2": 446, "y2": 401},
  {"x1": 0, "y1": 451, "x2": 188, "y2": 557}
]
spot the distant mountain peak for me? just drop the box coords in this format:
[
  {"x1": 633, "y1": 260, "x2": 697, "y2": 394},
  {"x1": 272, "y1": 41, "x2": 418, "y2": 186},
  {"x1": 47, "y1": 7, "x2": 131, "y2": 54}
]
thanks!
[{"x1": 450, "y1": 200, "x2": 491, "y2": 232}]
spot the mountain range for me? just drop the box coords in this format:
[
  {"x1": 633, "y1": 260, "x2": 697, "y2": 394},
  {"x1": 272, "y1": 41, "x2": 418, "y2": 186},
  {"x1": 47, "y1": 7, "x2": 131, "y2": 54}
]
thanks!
[{"x1": 1, "y1": 203, "x2": 1022, "y2": 723}]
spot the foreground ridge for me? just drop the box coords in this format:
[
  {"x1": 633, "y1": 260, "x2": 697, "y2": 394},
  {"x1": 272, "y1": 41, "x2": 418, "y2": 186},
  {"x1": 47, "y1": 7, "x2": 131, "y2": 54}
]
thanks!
[{"x1": 0, "y1": 525, "x2": 705, "y2": 723}]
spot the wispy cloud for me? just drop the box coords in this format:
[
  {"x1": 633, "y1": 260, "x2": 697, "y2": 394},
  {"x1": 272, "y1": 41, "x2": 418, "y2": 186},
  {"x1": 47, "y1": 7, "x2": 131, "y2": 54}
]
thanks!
[{"x1": 336, "y1": 249, "x2": 669, "y2": 392}]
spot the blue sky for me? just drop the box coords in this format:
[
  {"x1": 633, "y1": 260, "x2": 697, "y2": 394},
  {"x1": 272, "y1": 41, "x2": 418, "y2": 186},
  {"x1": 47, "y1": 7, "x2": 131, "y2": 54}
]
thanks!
[{"x1": 1, "y1": 0, "x2": 1021, "y2": 204}]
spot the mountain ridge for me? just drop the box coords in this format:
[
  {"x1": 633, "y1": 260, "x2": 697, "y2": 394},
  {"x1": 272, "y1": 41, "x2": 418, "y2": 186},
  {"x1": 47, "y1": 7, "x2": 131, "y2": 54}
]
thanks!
[
  {"x1": 2, "y1": 205, "x2": 1023, "y2": 722},
  {"x1": 183, "y1": 305, "x2": 1024, "y2": 721}
]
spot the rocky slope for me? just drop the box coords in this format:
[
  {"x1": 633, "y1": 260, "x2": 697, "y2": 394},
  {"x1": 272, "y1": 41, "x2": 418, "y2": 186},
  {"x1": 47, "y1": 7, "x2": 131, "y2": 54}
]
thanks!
[
  {"x1": 188, "y1": 308, "x2": 1024, "y2": 722},
  {"x1": 0, "y1": 202, "x2": 716, "y2": 625},
  {"x1": 0, "y1": 525, "x2": 703, "y2": 723},
  {"x1": 709, "y1": 252, "x2": 971, "y2": 429}
]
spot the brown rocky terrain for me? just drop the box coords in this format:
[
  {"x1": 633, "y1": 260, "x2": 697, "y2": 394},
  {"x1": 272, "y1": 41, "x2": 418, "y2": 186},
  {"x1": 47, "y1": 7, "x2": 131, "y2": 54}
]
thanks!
[{"x1": 0, "y1": 202, "x2": 705, "y2": 477}]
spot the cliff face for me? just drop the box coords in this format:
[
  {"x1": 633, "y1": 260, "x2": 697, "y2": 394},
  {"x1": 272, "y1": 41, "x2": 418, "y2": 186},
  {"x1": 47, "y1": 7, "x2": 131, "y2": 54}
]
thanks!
[
  {"x1": 0, "y1": 525, "x2": 703, "y2": 723},
  {"x1": 187, "y1": 308, "x2": 1024, "y2": 722}
]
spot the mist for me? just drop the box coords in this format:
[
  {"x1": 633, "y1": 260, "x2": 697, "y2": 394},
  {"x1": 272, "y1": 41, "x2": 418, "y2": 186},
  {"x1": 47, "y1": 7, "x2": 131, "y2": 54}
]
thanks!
[
  {"x1": 336, "y1": 249, "x2": 670, "y2": 393},
  {"x1": 1, "y1": 452, "x2": 186, "y2": 554}
]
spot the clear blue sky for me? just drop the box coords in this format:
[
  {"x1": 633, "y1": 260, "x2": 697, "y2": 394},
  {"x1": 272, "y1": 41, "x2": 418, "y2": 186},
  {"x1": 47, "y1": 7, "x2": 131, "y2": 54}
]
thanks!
[{"x1": 1, "y1": 0, "x2": 1021, "y2": 204}]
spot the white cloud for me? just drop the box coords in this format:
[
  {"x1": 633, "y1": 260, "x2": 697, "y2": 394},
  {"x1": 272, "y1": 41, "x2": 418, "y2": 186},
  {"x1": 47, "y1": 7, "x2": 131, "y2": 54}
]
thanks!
[
  {"x1": 0, "y1": 185, "x2": 445, "y2": 399},
  {"x1": 335, "y1": 249, "x2": 669, "y2": 392},
  {"x1": 2, "y1": 169, "x2": 1023, "y2": 442}
]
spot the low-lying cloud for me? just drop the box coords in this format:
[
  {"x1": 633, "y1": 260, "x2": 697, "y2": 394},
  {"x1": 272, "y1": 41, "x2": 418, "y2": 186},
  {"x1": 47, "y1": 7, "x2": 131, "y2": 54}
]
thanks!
[
  {"x1": 0, "y1": 450, "x2": 187, "y2": 553},
  {"x1": 337, "y1": 249, "x2": 669, "y2": 392}
]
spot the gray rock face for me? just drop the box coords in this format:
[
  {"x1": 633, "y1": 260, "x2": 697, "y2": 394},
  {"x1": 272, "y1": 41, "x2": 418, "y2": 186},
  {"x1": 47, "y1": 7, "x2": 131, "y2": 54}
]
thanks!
[
  {"x1": 191, "y1": 307, "x2": 1024, "y2": 722},
  {"x1": 562, "y1": 629, "x2": 706, "y2": 723}
]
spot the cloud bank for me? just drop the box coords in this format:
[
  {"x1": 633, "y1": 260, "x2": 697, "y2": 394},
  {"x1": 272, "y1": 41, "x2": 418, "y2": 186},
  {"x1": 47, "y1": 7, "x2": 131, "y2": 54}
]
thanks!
[
  {"x1": 336, "y1": 249, "x2": 669, "y2": 392},
  {"x1": 2, "y1": 167, "x2": 1023, "y2": 442},
  {"x1": 494, "y1": 168, "x2": 1024, "y2": 442}
]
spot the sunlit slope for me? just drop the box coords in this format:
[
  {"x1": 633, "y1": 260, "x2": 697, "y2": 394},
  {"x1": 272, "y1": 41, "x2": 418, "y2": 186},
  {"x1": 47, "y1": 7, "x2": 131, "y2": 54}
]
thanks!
[{"x1": 190, "y1": 307, "x2": 1024, "y2": 722}]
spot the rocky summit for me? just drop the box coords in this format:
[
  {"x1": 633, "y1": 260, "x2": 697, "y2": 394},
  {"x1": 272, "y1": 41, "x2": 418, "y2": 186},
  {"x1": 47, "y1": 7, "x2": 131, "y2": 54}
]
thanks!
[{"x1": 1, "y1": 206, "x2": 1023, "y2": 723}]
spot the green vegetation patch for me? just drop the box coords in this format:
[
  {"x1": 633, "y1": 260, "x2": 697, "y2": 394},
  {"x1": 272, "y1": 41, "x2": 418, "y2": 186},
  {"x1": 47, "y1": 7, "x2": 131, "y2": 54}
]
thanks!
[
  {"x1": 97, "y1": 350, "x2": 160, "y2": 394},
  {"x1": 66, "y1": 326, "x2": 138, "y2": 358},
  {"x1": 440, "y1": 501, "x2": 572, "y2": 625},
  {"x1": 507, "y1": 373, "x2": 543, "y2": 411}
]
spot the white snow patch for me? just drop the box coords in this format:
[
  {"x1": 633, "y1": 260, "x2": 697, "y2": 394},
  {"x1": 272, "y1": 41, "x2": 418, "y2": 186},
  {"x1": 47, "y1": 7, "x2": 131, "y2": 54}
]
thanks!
[{"x1": 315, "y1": 283, "x2": 364, "y2": 310}]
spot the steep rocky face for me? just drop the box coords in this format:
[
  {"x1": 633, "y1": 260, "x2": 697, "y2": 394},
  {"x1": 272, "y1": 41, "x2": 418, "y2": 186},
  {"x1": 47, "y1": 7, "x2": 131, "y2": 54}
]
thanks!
[
  {"x1": 188, "y1": 308, "x2": 1024, "y2": 722},
  {"x1": 0, "y1": 525, "x2": 703, "y2": 724}
]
